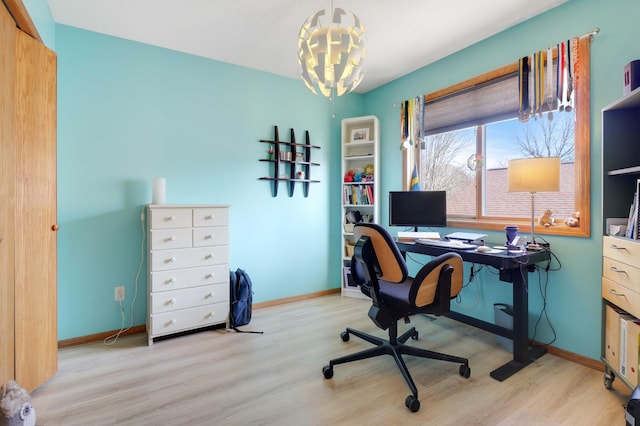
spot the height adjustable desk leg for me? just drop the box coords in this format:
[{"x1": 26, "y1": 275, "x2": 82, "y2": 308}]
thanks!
[{"x1": 490, "y1": 267, "x2": 546, "y2": 381}]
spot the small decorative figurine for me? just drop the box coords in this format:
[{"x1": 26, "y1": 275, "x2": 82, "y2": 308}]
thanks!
[
  {"x1": 539, "y1": 209, "x2": 555, "y2": 227},
  {"x1": 364, "y1": 163, "x2": 374, "y2": 175},
  {"x1": 564, "y1": 211, "x2": 580, "y2": 227}
]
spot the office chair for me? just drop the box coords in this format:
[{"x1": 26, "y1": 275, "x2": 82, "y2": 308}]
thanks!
[{"x1": 322, "y1": 222, "x2": 470, "y2": 412}]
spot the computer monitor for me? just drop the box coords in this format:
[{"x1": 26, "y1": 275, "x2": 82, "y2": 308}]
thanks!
[{"x1": 389, "y1": 191, "x2": 447, "y2": 231}]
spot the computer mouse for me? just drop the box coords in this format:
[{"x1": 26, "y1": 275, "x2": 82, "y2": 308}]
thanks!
[{"x1": 477, "y1": 245, "x2": 491, "y2": 252}]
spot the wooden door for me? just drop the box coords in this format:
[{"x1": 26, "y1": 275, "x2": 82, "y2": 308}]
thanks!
[
  {"x1": 0, "y1": 3, "x2": 17, "y2": 389},
  {"x1": 14, "y1": 29, "x2": 58, "y2": 392}
]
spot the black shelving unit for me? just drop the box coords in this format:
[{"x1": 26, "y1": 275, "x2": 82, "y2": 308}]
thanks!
[
  {"x1": 602, "y1": 87, "x2": 640, "y2": 230},
  {"x1": 259, "y1": 126, "x2": 320, "y2": 197}
]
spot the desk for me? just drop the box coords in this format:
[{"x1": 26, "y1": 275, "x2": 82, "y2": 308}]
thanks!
[{"x1": 396, "y1": 240, "x2": 551, "y2": 381}]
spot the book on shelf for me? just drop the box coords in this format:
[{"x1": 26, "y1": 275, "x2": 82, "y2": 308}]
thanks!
[
  {"x1": 637, "y1": 179, "x2": 640, "y2": 239},
  {"x1": 626, "y1": 179, "x2": 640, "y2": 239},
  {"x1": 624, "y1": 197, "x2": 636, "y2": 238},
  {"x1": 343, "y1": 184, "x2": 374, "y2": 205}
]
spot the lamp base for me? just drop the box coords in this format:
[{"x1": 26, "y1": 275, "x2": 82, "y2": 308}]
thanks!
[{"x1": 526, "y1": 243, "x2": 545, "y2": 251}]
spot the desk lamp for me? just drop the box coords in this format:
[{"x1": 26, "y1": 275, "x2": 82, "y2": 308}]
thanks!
[{"x1": 507, "y1": 157, "x2": 560, "y2": 250}]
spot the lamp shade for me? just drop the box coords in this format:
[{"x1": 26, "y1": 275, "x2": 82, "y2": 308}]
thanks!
[
  {"x1": 507, "y1": 157, "x2": 560, "y2": 193},
  {"x1": 297, "y1": 8, "x2": 365, "y2": 97}
]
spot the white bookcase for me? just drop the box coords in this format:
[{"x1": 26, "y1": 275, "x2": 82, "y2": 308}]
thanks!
[{"x1": 341, "y1": 116, "x2": 380, "y2": 298}]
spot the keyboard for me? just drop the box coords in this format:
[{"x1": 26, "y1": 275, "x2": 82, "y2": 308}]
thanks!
[{"x1": 415, "y1": 238, "x2": 477, "y2": 250}]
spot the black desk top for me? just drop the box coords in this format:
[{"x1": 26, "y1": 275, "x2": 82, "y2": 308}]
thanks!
[{"x1": 396, "y1": 240, "x2": 551, "y2": 270}]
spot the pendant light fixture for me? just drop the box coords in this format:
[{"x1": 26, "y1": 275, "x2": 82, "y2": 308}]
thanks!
[{"x1": 297, "y1": 2, "x2": 366, "y2": 98}]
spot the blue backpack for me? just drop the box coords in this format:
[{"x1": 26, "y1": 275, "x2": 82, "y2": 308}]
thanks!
[{"x1": 229, "y1": 268, "x2": 263, "y2": 334}]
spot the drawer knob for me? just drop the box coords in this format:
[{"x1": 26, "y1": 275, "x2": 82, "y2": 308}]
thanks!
[
  {"x1": 166, "y1": 277, "x2": 175, "y2": 284},
  {"x1": 168, "y1": 318, "x2": 177, "y2": 325},
  {"x1": 167, "y1": 256, "x2": 177, "y2": 263},
  {"x1": 205, "y1": 234, "x2": 214, "y2": 240},
  {"x1": 205, "y1": 214, "x2": 214, "y2": 220},
  {"x1": 608, "y1": 288, "x2": 626, "y2": 297},
  {"x1": 206, "y1": 273, "x2": 215, "y2": 279},
  {"x1": 609, "y1": 266, "x2": 628, "y2": 274},
  {"x1": 206, "y1": 312, "x2": 215, "y2": 318},
  {"x1": 206, "y1": 292, "x2": 214, "y2": 298},
  {"x1": 205, "y1": 253, "x2": 215, "y2": 259},
  {"x1": 168, "y1": 235, "x2": 176, "y2": 241},
  {"x1": 168, "y1": 215, "x2": 176, "y2": 221}
]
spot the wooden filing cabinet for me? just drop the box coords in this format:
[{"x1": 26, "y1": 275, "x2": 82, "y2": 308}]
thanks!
[
  {"x1": 602, "y1": 235, "x2": 640, "y2": 388},
  {"x1": 147, "y1": 204, "x2": 230, "y2": 345}
]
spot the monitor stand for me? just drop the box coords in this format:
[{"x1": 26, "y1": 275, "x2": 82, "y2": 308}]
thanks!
[{"x1": 397, "y1": 230, "x2": 441, "y2": 240}]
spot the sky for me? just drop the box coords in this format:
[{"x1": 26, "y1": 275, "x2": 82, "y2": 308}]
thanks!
[{"x1": 447, "y1": 109, "x2": 575, "y2": 171}]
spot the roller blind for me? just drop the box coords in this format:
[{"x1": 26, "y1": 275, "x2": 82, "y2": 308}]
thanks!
[
  {"x1": 423, "y1": 57, "x2": 559, "y2": 136},
  {"x1": 423, "y1": 73, "x2": 519, "y2": 136}
]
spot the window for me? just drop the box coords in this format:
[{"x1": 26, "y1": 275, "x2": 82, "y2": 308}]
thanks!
[{"x1": 403, "y1": 38, "x2": 590, "y2": 237}]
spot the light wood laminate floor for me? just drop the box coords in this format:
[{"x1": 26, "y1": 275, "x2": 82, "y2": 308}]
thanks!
[{"x1": 32, "y1": 295, "x2": 629, "y2": 425}]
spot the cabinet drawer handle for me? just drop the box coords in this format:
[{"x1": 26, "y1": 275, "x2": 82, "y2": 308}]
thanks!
[
  {"x1": 205, "y1": 234, "x2": 214, "y2": 240},
  {"x1": 165, "y1": 298, "x2": 177, "y2": 306},
  {"x1": 205, "y1": 253, "x2": 215, "y2": 259},
  {"x1": 206, "y1": 273, "x2": 215, "y2": 279},
  {"x1": 205, "y1": 214, "x2": 214, "y2": 220},
  {"x1": 166, "y1": 256, "x2": 177, "y2": 264},
  {"x1": 608, "y1": 288, "x2": 626, "y2": 297},
  {"x1": 166, "y1": 215, "x2": 176, "y2": 221},
  {"x1": 610, "y1": 244, "x2": 628, "y2": 250},
  {"x1": 165, "y1": 277, "x2": 176, "y2": 284},
  {"x1": 609, "y1": 266, "x2": 628, "y2": 274},
  {"x1": 206, "y1": 311, "x2": 215, "y2": 318},
  {"x1": 168, "y1": 318, "x2": 177, "y2": 325},
  {"x1": 205, "y1": 292, "x2": 214, "y2": 298}
]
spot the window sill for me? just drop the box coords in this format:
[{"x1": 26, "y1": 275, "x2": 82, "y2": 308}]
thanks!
[{"x1": 447, "y1": 218, "x2": 589, "y2": 238}]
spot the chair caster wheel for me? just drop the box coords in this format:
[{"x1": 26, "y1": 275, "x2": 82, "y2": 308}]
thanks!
[
  {"x1": 411, "y1": 330, "x2": 419, "y2": 340},
  {"x1": 459, "y1": 364, "x2": 471, "y2": 378},
  {"x1": 604, "y1": 372, "x2": 614, "y2": 389},
  {"x1": 340, "y1": 331, "x2": 350, "y2": 342},
  {"x1": 322, "y1": 365, "x2": 333, "y2": 379},
  {"x1": 405, "y1": 395, "x2": 420, "y2": 412}
]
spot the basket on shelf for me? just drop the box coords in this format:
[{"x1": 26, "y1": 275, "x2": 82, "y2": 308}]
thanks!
[{"x1": 345, "y1": 241, "x2": 355, "y2": 258}]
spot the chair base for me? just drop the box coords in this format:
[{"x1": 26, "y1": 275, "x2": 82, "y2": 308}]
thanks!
[{"x1": 323, "y1": 322, "x2": 470, "y2": 412}]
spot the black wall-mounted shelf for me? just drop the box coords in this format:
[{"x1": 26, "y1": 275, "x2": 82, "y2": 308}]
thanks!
[{"x1": 259, "y1": 126, "x2": 320, "y2": 197}]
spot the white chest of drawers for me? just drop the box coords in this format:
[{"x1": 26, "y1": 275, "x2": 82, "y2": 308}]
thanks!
[{"x1": 147, "y1": 204, "x2": 230, "y2": 345}]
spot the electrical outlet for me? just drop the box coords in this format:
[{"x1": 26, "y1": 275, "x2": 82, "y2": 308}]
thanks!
[{"x1": 115, "y1": 286, "x2": 125, "y2": 301}]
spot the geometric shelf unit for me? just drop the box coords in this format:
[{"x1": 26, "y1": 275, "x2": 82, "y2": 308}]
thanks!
[{"x1": 259, "y1": 125, "x2": 320, "y2": 197}]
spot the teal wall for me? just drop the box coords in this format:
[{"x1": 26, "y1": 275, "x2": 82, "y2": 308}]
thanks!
[
  {"x1": 26, "y1": 0, "x2": 640, "y2": 359},
  {"x1": 364, "y1": 0, "x2": 640, "y2": 360},
  {"x1": 53, "y1": 25, "x2": 364, "y2": 339},
  {"x1": 22, "y1": 0, "x2": 54, "y2": 49}
]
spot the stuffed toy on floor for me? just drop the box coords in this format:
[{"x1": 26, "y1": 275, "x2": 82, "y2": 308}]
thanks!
[{"x1": 0, "y1": 381, "x2": 35, "y2": 426}]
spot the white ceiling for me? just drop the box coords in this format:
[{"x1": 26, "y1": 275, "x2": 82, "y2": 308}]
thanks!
[{"x1": 46, "y1": 0, "x2": 568, "y2": 93}]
